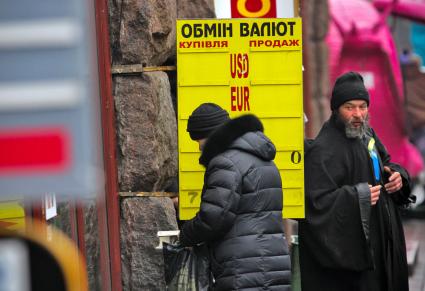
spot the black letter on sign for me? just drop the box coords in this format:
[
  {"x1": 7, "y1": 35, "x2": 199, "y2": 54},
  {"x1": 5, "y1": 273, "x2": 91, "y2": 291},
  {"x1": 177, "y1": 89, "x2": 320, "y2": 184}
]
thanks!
[
  {"x1": 188, "y1": 191, "x2": 198, "y2": 203},
  {"x1": 291, "y1": 151, "x2": 301, "y2": 164}
]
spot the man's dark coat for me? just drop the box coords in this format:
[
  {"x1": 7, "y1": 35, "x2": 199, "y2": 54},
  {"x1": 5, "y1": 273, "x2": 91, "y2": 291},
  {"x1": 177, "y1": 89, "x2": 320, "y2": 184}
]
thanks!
[
  {"x1": 299, "y1": 114, "x2": 413, "y2": 291},
  {"x1": 180, "y1": 115, "x2": 291, "y2": 291}
]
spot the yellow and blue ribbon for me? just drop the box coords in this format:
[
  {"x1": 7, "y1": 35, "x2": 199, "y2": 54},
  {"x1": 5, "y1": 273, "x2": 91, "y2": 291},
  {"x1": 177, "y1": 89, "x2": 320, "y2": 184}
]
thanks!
[{"x1": 368, "y1": 138, "x2": 381, "y2": 182}]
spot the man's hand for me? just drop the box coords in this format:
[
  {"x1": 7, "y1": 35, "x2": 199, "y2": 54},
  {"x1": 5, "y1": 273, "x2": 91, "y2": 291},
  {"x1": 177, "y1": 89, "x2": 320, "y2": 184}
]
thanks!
[
  {"x1": 383, "y1": 166, "x2": 403, "y2": 193},
  {"x1": 369, "y1": 184, "x2": 382, "y2": 205},
  {"x1": 172, "y1": 197, "x2": 179, "y2": 209}
]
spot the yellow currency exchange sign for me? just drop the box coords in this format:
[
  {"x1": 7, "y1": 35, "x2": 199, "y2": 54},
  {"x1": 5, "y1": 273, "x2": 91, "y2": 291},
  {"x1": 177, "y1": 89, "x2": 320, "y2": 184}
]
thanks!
[{"x1": 177, "y1": 18, "x2": 304, "y2": 219}]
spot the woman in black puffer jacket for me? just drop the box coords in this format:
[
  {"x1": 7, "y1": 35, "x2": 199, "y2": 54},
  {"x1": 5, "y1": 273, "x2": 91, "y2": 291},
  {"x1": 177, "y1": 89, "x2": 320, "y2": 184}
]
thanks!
[{"x1": 180, "y1": 103, "x2": 291, "y2": 291}]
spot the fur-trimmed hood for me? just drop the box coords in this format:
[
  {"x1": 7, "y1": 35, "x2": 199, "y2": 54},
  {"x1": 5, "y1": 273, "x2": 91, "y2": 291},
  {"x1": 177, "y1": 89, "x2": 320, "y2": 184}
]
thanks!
[{"x1": 199, "y1": 114, "x2": 276, "y2": 166}]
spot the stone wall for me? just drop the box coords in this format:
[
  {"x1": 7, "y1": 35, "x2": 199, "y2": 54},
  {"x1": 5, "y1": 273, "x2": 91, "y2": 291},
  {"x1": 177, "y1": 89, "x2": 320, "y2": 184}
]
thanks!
[
  {"x1": 107, "y1": 0, "x2": 215, "y2": 289},
  {"x1": 120, "y1": 197, "x2": 178, "y2": 290},
  {"x1": 114, "y1": 73, "x2": 177, "y2": 192}
]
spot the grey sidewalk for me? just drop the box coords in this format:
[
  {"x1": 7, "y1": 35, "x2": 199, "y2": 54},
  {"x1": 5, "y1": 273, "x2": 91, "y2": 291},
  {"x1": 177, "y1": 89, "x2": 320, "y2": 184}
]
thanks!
[{"x1": 404, "y1": 218, "x2": 425, "y2": 291}]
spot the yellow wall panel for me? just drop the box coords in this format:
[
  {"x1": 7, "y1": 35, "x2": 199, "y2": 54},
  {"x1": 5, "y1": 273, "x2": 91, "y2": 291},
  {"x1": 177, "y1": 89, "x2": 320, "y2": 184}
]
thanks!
[
  {"x1": 179, "y1": 153, "x2": 203, "y2": 171},
  {"x1": 283, "y1": 188, "x2": 304, "y2": 205},
  {"x1": 0, "y1": 201, "x2": 25, "y2": 219},
  {"x1": 0, "y1": 200, "x2": 25, "y2": 231},
  {"x1": 262, "y1": 118, "x2": 303, "y2": 149},
  {"x1": 179, "y1": 86, "x2": 230, "y2": 118},
  {"x1": 280, "y1": 169, "x2": 303, "y2": 188},
  {"x1": 179, "y1": 208, "x2": 199, "y2": 220},
  {"x1": 179, "y1": 52, "x2": 230, "y2": 86},
  {"x1": 249, "y1": 85, "x2": 302, "y2": 117},
  {"x1": 180, "y1": 171, "x2": 204, "y2": 190},
  {"x1": 283, "y1": 206, "x2": 305, "y2": 218},
  {"x1": 250, "y1": 51, "x2": 302, "y2": 85}
]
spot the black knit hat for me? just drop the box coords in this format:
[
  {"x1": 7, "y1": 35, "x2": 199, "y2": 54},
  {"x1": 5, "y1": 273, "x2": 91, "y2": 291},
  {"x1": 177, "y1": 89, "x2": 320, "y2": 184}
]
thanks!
[
  {"x1": 187, "y1": 103, "x2": 230, "y2": 140},
  {"x1": 331, "y1": 71, "x2": 370, "y2": 111}
]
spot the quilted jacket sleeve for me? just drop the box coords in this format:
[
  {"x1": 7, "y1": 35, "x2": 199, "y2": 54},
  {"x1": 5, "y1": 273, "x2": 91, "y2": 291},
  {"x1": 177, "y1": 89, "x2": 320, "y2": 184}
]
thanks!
[{"x1": 180, "y1": 156, "x2": 241, "y2": 246}]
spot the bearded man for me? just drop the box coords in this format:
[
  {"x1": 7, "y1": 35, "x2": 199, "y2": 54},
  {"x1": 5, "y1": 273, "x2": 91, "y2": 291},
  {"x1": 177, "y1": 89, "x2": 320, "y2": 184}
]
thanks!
[{"x1": 299, "y1": 71, "x2": 415, "y2": 291}]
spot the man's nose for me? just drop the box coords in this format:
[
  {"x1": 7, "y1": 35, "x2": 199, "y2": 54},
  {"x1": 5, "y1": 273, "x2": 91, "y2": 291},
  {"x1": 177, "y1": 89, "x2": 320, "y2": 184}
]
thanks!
[{"x1": 352, "y1": 107, "x2": 361, "y2": 117}]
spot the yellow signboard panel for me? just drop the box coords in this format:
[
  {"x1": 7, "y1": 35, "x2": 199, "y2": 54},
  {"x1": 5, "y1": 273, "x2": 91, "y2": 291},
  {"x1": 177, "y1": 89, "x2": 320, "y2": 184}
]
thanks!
[
  {"x1": 177, "y1": 18, "x2": 304, "y2": 219},
  {"x1": 0, "y1": 200, "x2": 26, "y2": 231}
]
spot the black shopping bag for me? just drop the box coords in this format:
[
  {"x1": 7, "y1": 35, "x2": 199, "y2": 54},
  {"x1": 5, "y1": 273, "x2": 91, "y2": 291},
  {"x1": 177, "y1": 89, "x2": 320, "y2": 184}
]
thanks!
[{"x1": 163, "y1": 243, "x2": 212, "y2": 291}]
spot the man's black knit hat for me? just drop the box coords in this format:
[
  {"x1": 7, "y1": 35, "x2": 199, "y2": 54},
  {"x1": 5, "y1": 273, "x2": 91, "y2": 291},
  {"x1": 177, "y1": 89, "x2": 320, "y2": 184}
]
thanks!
[
  {"x1": 331, "y1": 71, "x2": 370, "y2": 111},
  {"x1": 187, "y1": 103, "x2": 230, "y2": 140}
]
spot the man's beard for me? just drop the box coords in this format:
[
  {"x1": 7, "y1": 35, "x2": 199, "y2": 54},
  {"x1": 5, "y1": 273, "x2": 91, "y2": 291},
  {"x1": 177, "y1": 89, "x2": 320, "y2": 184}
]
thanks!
[{"x1": 336, "y1": 113, "x2": 370, "y2": 139}]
